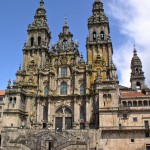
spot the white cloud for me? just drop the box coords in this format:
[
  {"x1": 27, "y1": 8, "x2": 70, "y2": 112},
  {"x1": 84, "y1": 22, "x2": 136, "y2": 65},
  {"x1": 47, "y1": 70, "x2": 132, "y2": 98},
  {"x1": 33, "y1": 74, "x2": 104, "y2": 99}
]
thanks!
[{"x1": 107, "y1": 0, "x2": 150, "y2": 87}]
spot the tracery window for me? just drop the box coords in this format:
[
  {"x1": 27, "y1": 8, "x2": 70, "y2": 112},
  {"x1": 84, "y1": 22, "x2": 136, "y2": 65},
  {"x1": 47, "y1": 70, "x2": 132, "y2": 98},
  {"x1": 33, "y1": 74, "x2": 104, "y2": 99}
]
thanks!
[{"x1": 60, "y1": 82, "x2": 67, "y2": 95}]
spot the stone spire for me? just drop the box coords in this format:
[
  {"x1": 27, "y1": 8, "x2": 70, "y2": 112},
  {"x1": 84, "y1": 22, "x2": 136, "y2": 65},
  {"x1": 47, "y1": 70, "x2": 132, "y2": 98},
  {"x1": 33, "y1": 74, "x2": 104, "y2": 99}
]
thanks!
[{"x1": 130, "y1": 46, "x2": 145, "y2": 90}]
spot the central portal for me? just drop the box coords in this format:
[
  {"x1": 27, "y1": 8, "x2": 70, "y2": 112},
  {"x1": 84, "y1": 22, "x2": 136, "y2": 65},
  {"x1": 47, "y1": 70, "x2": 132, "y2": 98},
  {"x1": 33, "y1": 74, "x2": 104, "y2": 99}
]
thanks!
[{"x1": 55, "y1": 106, "x2": 72, "y2": 131}]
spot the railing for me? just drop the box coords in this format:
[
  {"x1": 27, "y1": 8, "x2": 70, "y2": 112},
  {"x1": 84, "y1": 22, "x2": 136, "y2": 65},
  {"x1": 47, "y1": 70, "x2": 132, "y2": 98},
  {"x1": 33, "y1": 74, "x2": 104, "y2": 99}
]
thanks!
[
  {"x1": 11, "y1": 129, "x2": 89, "y2": 150},
  {"x1": 101, "y1": 126, "x2": 149, "y2": 131}
]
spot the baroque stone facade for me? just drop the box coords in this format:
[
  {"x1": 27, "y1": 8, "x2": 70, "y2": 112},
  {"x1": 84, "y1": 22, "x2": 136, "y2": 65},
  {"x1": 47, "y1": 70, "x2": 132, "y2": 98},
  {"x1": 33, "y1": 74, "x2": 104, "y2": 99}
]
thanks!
[{"x1": 1, "y1": 0, "x2": 150, "y2": 150}]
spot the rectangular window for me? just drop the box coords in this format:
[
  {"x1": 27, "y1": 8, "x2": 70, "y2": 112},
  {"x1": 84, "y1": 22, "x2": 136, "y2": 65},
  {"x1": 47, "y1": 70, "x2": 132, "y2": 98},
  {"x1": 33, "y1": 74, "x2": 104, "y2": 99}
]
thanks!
[
  {"x1": 145, "y1": 132, "x2": 150, "y2": 138},
  {"x1": 133, "y1": 117, "x2": 138, "y2": 122},
  {"x1": 80, "y1": 123, "x2": 85, "y2": 129},
  {"x1": 146, "y1": 144, "x2": 150, "y2": 150},
  {"x1": 65, "y1": 117, "x2": 72, "y2": 129},
  {"x1": 61, "y1": 67, "x2": 67, "y2": 77},
  {"x1": 131, "y1": 139, "x2": 135, "y2": 142},
  {"x1": 145, "y1": 121, "x2": 149, "y2": 129},
  {"x1": 123, "y1": 113, "x2": 127, "y2": 118},
  {"x1": 55, "y1": 117, "x2": 62, "y2": 131}
]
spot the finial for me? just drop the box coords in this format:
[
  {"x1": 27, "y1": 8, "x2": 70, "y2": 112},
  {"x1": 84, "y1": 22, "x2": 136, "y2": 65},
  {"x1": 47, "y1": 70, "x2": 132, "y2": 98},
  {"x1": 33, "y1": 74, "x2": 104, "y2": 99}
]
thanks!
[
  {"x1": 40, "y1": 0, "x2": 44, "y2": 7},
  {"x1": 133, "y1": 43, "x2": 137, "y2": 56},
  {"x1": 40, "y1": 0, "x2": 44, "y2": 3},
  {"x1": 7, "y1": 79, "x2": 11, "y2": 89},
  {"x1": 64, "y1": 16, "x2": 68, "y2": 27}
]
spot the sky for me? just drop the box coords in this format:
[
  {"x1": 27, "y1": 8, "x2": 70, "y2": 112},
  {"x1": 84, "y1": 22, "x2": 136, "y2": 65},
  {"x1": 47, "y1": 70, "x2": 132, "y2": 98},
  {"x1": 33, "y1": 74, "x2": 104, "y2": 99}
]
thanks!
[{"x1": 0, "y1": 0, "x2": 150, "y2": 89}]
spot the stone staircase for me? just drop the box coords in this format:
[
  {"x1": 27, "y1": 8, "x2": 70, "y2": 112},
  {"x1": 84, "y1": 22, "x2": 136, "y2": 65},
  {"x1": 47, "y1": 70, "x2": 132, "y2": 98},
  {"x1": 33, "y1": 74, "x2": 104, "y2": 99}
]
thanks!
[{"x1": 10, "y1": 130, "x2": 87, "y2": 150}]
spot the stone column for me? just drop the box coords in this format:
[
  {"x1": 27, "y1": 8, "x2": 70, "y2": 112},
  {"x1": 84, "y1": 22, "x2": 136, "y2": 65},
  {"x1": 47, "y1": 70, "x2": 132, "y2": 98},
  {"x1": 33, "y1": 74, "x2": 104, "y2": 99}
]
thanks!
[
  {"x1": 62, "y1": 114, "x2": 65, "y2": 131},
  {"x1": 37, "y1": 100, "x2": 40, "y2": 123},
  {"x1": 37, "y1": 50, "x2": 40, "y2": 67},
  {"x1": 42, "y1": 50, "x2": 45, "y2": 68},
  {"x1": 85, "y1": 97, "x2": 90, "y2": 129},
  {"x1": 73, "y1": 98, "x2": 79, "y2": 129},
  {"x1": 48, "y1": 99, "x2": 51, "y2": 122},
  {"x1": 86, "y1": 71, "x2": 89, "y2": 94}
]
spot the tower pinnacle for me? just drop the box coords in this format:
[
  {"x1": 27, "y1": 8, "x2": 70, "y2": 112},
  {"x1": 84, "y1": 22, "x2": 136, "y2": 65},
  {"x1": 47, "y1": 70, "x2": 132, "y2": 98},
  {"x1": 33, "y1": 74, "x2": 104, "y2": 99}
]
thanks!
[
  {"x1": 64, "y1": 17, "x2": 68, "y2": 27},
  {"x1": 133, "y1": 44, "x2": 137, "y2": 56}
]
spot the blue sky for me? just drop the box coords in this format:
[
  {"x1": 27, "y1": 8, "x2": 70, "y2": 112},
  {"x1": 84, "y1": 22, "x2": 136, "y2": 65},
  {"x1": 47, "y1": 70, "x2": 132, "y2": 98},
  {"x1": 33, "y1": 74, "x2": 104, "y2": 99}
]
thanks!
[{"x1": 0, "y1": 0, "x2": 150, "y2": 89}]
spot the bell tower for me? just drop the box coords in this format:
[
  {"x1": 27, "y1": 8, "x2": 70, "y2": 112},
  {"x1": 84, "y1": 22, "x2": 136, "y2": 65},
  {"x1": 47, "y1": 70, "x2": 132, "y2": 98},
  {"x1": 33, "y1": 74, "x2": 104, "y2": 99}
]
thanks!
[
  {"x1": 86, "y1": 0, "x2": 118, "y2": 90},
  {"x1": 130, "y1": 47, "x2": 145, "y2": 90},
  {"x1": 23, "y1": 0, "x2": 51, "y2": 70}
]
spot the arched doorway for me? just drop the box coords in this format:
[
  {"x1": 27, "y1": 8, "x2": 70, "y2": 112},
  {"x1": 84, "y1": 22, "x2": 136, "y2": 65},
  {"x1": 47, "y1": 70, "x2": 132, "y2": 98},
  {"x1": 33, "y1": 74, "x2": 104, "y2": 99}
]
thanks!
[{"x1": 55, "y1": 106, "x2": 72, "y2": 131}]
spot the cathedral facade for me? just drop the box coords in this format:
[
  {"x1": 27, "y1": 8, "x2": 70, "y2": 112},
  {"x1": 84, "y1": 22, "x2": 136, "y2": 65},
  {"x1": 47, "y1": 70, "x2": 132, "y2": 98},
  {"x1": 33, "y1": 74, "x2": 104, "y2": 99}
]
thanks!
[{"x1": 1, "y1": 0, "x2": 150, "y2": 150}]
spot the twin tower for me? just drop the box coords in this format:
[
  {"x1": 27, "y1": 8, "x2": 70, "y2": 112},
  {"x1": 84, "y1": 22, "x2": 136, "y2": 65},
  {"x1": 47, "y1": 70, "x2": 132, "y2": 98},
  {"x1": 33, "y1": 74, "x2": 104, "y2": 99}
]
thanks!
[{"x1": 3, "y1": 0, "x2": 145, "y2": 130}]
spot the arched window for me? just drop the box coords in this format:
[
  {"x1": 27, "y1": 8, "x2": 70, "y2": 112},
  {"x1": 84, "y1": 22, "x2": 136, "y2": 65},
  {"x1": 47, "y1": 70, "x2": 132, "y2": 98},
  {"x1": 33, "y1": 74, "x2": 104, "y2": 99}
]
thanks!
[
  {"x1": 62, "y1": 40, "x2": 68, "y2": 49},
  {"x1": 44, "y1": 85, "x2": 49, "y2": 96},
  {"x1": 80, "y1": 84, "x2": 85, "y2": 95},
  {"x1": 13, "y1": 97, "x2": 16, "y2": 105},
  {"x1": 55, "y1": 106, "x2": 72, "y2": 130},
  {"x1": 93, "y1": 31, "x2": 97, "y2": 41},
  {"x1": 9, "y1": 97, "x2": 12, "y2": 103},
  {"x1": 108, "y1": 94, "x2": 111, "y2": 101},
  {"x1": 144, "y1": 100, "x2": 148, "y2": 106},
  {"x1": 122, "y1": 101, "x2": 127, "y2": 107},
  {"x1": 31, "y1": 37, "x2": 34, "y2": 46},
  {"x1": 60, "y1": 82, "x2": 67, "y2": 95},
  {"x1": 38, "y1": 36, "x2": 41, "y2": 46},
  {"x1": 138, "y1": 101, "x2": 142, "y2": 106},
  {"x1": 133, "y1": 101, "x2": 137, "y2": 107},
  {"x1": 136, "y1": 82, "x2": 141, "y2": 90},
  {"x1": 100, "y1": 31, "x2": 104, "y2": 40},
  {"x1": 61, "y1": 66, "x2": 67, "y2": 77},
  {"x1": 103, "y1": 94, "x2": 107, "y2": 101},
  {"x1": 128, "y1": 101, "x2": 132, "y2": 107}
]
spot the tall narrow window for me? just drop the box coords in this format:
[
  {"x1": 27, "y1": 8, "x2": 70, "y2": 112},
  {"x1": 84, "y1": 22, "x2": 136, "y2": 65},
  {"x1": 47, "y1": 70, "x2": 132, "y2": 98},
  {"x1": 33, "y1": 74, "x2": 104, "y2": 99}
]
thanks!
[
  {"x1": 38, "y1": 36, "x2": 41, "y2": 46},
  {"x1": 43, "y1": 104, "x2": 48, "y2": 121},
  {"x1": 80, "y1": 106, "x2": 85, "y2": 120},
  {"x1": 65, "y1": 117, "x2": 72, "y2": 129},
  {"x1": 145, "y1": 121, "x2": 149, "y2": 129},
  {"x1": 100, "y1": 31, "x2": 104, "y2": 40},
  {"x1": 44, "y1": 85, "x2": 49, "y2": 96},
  {"x1": 61, "y1": 66, "x2": 67, "y2": 77},
  {"x1": 55, "y1": 117, "x2": 63, "y2": 131},
  {"x1": 31, "y1": 37, "x2": 34, "y2": 46},
  {"x1": 60, "y1": 82, "x2": 67, "y2": 95},
  {"x1": 93, "y1": 31, "x2": 96, "y2": 41},
  {"x1": 80, "y1": 84, "x2": 85, "y2": 95}
]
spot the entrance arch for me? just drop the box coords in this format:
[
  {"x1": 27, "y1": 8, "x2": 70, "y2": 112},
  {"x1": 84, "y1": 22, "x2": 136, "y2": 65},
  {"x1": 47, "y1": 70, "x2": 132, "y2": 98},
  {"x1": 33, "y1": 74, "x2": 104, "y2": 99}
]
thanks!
[{"x1": 55, "y1": 106, "x2": 72, "y2": 131}]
